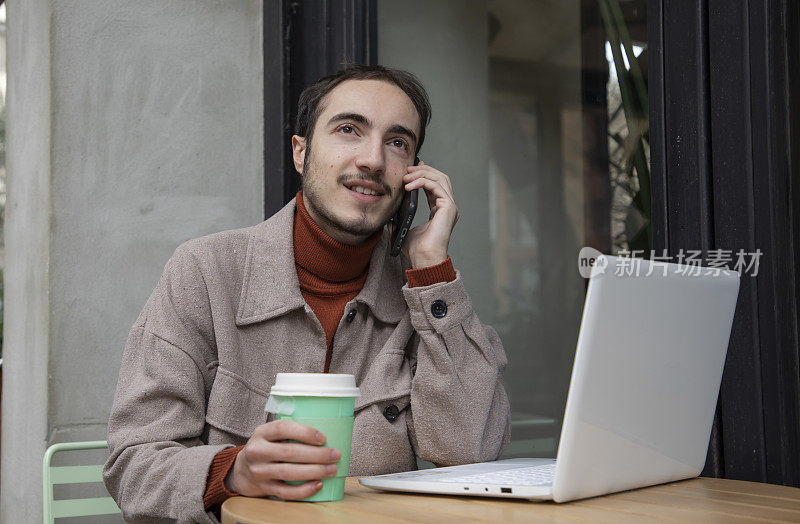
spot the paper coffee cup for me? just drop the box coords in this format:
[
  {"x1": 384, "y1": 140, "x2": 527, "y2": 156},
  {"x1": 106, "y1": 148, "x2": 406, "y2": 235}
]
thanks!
[{"x1": 265, "y1": 373, "x2": 360, "y2": 502}]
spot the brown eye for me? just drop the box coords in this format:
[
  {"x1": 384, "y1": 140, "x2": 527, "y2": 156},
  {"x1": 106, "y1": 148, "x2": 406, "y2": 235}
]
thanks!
[
  {"x1": 339, "y1": 125, "x2": 355, "y2": 134},
  {"x1": 391, "y1": 139, "x2": 408, "y2": 150}
]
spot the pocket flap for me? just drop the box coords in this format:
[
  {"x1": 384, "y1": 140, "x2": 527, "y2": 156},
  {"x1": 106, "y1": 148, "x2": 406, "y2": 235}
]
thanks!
[
  {"x1": 205, "y1": 367, "x2": 268, "y2": 438},
  {"x1": 354, "y1": 389, "x2": 411, "y2": 413},
  {"x1": 354, "y1": 352, "x2": 412, "y2": 413}
]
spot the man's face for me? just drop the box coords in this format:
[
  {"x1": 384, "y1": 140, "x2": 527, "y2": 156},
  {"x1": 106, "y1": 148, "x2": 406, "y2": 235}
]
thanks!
[{"x1": 292, "y1": 79, "x2": 421, "y2": 244}]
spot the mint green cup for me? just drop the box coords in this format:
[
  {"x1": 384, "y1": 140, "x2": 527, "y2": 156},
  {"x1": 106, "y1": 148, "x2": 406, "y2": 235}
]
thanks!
[{"x1": 265, "y1": 373, "x2": 360, "y2": 502}]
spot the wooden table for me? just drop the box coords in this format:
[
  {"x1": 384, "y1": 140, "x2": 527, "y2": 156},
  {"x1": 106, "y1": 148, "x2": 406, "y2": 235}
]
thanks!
[{"x1": 221, "y1": 476, "x2": 800, "y2": 523}]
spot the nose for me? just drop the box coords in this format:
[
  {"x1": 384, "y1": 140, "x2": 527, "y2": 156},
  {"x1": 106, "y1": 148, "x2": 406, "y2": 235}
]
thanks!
[{"x1": 354, "y1": 136, "x2": 386, "y2": 175}]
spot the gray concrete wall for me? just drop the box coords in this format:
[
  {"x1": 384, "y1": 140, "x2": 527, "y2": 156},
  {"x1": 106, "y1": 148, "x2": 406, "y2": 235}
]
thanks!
[
  {"x1": 2, "y1": 0, "x2": 52, "y2": 518},
  {"x1": 2, "y1": 1, "x2": 264, "y2": 521}
]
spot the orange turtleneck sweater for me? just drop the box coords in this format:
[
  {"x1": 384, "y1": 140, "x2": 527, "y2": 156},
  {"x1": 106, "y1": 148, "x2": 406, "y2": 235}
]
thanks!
[{"x1": 203, "y1": 192, "x2": 456, "y2": 509}]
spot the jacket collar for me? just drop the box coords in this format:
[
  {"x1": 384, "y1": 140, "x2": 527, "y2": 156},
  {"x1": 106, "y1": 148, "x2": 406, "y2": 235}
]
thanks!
[{"x1": 236, "y1": 197, "x2": 407, "y2": 326}]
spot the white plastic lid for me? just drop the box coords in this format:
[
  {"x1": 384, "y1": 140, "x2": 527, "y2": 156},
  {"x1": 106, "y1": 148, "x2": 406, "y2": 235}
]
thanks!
[{"x1": 269, "y1": 373, "x2": 360, "y2": 397}]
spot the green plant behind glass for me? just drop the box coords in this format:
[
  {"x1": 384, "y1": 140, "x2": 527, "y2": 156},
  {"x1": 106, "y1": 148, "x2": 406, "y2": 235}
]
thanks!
[{"x1": 600, "y1": 0, "x2": 652, "y2": 254}]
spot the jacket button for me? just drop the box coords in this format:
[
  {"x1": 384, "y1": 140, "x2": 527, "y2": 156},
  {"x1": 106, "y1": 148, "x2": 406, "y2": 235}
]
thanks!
[
  {"x1": 346, "y1": 309, "x2": 357, "y2": 322},
  {"x1": 430, "y1": 299, "x2": 448, "y2": 318},
  {"x1": 383, "y1": 404, "x2": 400, "y2": 422}
]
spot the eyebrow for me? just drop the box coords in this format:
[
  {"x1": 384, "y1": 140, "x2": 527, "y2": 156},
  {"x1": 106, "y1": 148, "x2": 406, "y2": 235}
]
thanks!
[{"x1": 327, "y1": 112, "x2": 418, "y2": 149}]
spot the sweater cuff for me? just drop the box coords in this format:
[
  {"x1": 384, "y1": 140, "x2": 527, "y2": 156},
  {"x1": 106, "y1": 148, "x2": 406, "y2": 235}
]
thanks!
[
  {"x1": 405, "y1": 257, "x2": 457, "y2": 287},
  {"x1": 203, "y1": 445, "x2": 244, "y2": 510}
]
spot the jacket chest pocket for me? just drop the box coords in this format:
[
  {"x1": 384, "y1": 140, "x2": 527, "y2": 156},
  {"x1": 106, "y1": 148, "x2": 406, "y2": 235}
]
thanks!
[{"x1": 205, "y1": 367, "x2": 268, "y2": 442}]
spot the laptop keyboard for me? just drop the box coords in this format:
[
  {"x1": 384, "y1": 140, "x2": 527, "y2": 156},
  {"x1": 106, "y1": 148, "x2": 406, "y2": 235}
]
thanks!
[{"x1": 427, "y1": 463, "x2": 556, "y2": 486}]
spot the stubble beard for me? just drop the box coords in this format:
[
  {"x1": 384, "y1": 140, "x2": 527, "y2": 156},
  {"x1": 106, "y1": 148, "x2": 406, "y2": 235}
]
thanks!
[{"x1": 301, "y1": 143, "x2": 400, "y2": 241}]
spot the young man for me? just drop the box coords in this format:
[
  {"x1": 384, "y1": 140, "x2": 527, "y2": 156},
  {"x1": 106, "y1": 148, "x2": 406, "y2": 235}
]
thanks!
[{"x1": 103, "y1": 65, "x2": 510, "y2": 523}]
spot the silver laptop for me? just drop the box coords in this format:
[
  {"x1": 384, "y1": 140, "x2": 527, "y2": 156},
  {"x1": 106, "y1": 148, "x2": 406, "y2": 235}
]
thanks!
[{"x1": 359, "y1": 255, "x2": 740, "y2": 502}]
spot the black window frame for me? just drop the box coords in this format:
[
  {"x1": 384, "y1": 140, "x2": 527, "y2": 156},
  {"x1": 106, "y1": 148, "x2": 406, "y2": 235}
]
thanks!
[{"x1": 649, "y1": 0, "x2": 800, "y2": 485}]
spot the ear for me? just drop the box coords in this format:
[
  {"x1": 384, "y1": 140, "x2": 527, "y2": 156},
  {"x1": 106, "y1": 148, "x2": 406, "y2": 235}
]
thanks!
[{"x1": 291, "y1": 135, "x2": 307, "y2": 174}]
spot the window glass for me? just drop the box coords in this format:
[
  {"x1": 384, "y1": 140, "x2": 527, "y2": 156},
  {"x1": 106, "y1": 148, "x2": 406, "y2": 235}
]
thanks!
[{"x1": 378, "y1": 0, "x2": 650, "y2": 458}]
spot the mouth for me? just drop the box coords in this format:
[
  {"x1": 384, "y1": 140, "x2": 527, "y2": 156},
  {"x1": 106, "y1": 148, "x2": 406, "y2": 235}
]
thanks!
[{"x1": 343, "y1": 180, "x2": 386, "y2": 202}]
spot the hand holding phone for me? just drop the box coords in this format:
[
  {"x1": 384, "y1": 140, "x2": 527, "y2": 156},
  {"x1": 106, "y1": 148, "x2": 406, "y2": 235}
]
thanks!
[{"x1": 388, "y1": 156, "x2": 420, "y2": 257}]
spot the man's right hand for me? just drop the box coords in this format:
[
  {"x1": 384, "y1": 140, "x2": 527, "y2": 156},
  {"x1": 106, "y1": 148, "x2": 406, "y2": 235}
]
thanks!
[{"x1": 225, "y1": 419, "x2": 341, "y2": 499}]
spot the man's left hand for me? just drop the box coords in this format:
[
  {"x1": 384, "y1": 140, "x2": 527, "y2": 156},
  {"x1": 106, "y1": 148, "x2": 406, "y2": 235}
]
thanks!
[{"x1": 401, "y1": 160, "x2": 460, "y2": 268}]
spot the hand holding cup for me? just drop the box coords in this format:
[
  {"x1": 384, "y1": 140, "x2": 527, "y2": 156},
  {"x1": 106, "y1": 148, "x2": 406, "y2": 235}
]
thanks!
[{"x1": 225, "y1": 419, "x2": 340, "y2": 500}]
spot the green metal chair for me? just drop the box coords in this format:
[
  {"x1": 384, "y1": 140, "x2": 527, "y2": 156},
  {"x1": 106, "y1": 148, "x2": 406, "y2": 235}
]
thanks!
[{"x1": 42, "y1": 440, "x2": 121, "y2": 523}]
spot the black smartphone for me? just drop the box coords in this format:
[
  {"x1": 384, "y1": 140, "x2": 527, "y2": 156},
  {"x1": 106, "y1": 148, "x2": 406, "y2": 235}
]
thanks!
[{"x1": 389, "y1": 156, "x2": 420, "y2": 257}]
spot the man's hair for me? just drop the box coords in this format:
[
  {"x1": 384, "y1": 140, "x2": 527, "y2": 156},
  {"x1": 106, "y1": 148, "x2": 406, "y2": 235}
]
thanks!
[{"x1": 295, "y1": 65, "x2": 432, "y2": 156}]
